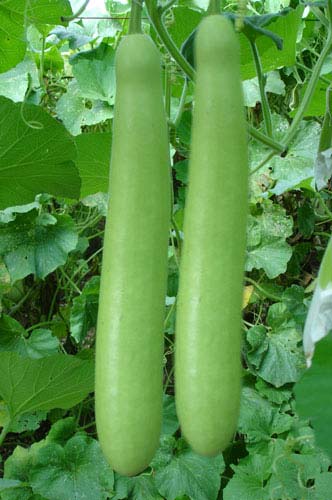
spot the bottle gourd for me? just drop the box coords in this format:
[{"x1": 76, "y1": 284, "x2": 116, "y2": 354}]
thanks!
[
  {"x1": 95, "y1": 34, "x2": 171, "y2": 476},
  {"x1": 175, "y1": 15, "x2": 248, "y2": 456}
]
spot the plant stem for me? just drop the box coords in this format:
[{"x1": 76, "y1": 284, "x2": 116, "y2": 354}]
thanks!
[
  {"x1": 248, "y1": 124, "x2": 285, "y2": 151},
  {"x1": 145, "y1": 0, "x2": 195, "y2": 80},
  {"x1": 61, "y1": 0, "x2": 90, "y2": 22},
  {"x1": 26, "y1": 320, "x2": 57, "y2": 332},
  {"x1": 9, "y1": 286, "x2": 34, "y2": 315},
  {"x1": 283, "y1": 7, "x2": 332, "y2": 147},
  {"x1": 245, "y1": 277, "x2": 281, "y2": 302},
  {"x1": 129, "y1": 0, "x2": 143, "y2": 34},
  {"x1": 0, "y1": 421, "x2": 11, "y2": 447},
  {"x1": 170, "y1": 78, "x2": 188, "y2": 129},
  {"x1": 250, "y1": 41, "x2": 272, "y2": 137}
]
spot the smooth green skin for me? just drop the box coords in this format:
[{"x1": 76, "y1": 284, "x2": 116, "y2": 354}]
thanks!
[
  {"x1": 95, "y1": 34, "x2": 171, "y2": 476},
  {"x1": 175, "y1": 15, "x2": 248, "y2": 456}
]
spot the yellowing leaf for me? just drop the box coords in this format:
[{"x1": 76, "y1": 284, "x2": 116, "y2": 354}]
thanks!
[{"x1": 243, "y1": 285, "x2": 254, "y2": 309}]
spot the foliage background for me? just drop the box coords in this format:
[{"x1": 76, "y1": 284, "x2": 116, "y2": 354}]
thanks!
[{"x1": 0, "y1": 0, "x2": 332, "y2": 498}]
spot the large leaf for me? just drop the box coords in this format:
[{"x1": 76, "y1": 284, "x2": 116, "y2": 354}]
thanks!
[
  {"x1": 75, "y1": 132, "x2": 111, "y2": 197},
  {"x1": 152, "y1": 436, "x2": 224, "y2": 500},
  {"x1": 30, "y1": 434, "x2": 113, "y2": 500},
  {"x1": 0, "y1": 208, "x2": 78, "y2": 281},
  {"x1": 295, "y1": 335, "x2": 332, "y2": 460},
  {"x1": 0, "y1": 352, "x2": 94, "y2": 418},
  {"x1": 0, "y1": 97, "x2": 80, "y2": 208}
]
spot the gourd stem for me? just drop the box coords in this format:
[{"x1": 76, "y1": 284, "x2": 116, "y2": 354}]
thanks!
[
  {"x1": 61, "y1": 0, "x2": 90, "y2": 22},
  {"x1": 250, "y1": 40, "x2": 273, "y2": 137},
  {"x1": 207, "y1": 0, "x2": 220, "y2": 15},
  {"x1": 145, "y1": 0, "x2": 195, "y2": 80},
  {"x1": 146, "y1": 0, "x2": 284, "y2": 151},
  {"x1": 129, "y1": 0, "x2": 143, "y2": 34}
]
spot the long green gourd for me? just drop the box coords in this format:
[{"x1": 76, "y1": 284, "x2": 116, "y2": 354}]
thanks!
[
  {"x1": 95, "y1": 34, "x2": 171, "y2": 476},
  {"x1": 175, "y1": 15, "x2": 248, "y2": 456}
]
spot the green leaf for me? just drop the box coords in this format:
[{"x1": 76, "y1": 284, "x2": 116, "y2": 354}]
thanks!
[
  {"x1": 223, "y1": 454, "x2": 272, "y2": 500},
  {"x1": 0, "y1": 352, "x2": 94, "y2": 418},
  {"x1": 30, "y1": 434, "x2": 114, "y2": 500},
  {"x1": 176, "y1": 111, "x2": 192, "y2": 147},
  {"x1": 255, "y1": 379, "x2": 292, "y2": 405},
  {"x1": 0, "y1": 479, "x2": 22, "y2": 491},
  {"x1": 0, "y1": 0, "x2": 71, "y2": 73},
  {"x1": 10, "y1": 410, "x2": 47, "y2": 434},
  {"x1": 298, "y1": 202, "x2": 316, "y2": 238},
  {"x1": 2, "y1": 446, "x2": 39, "y2": 500},
  {"x1": 114, "y1": 474, "x2": 162, "y2": 500},
  {"x1": 56, "y1": 81, "x2": 113, "y2": 136},
  {"x1": 295, "y1": 335, "x2": 332, "y2": 460},
  {"x1": 243, "y1": 71, "x2": 285, "y2": 107},
  {"x1": 3, "y1": 423, "x2": 113, "y2": 500},
  {"x1": 51, "y1": 24, "x2": 95, "y2": 50},
  {"x1": 70, "y1": 43, "x2": 116, "y2": 104},
  {"x1": 75, "y1": 132, "x2": 111, "y2": 197},
  {"x1": 0, "y1": 315, "x2": 59, "y2": 358},
  {"x1": 0, "y1": 208, "x2": 78, "y2": 281},
  {"x1": 0, "y1": 2, "x2": 26, "y2": 74},
  {"x1": 246, "y1": 202, "x2": 293, "y2": 278},
  {"x1": 238, "y1": 387, "x2": 293, "y2": 447},
  {"x1": 27, "y1": 0, "x2": 72, "y2": 26},
  {"x1": 246, "y1": 303, "x2": 305, "y2": 387},
  {"x1": 168, "y1": 6, "x2": 202, "y2": 48},
  {"x1": 70, "y1": 276, "x2": 100, "y2": 344},
  {"x1": 0, "y1": 97, "x2": 80, "y2": 208},
  {"x1": 269, "y1": 121, "x2": 320, "y2": 195},
  {"x1": 240, "y1": 5, "x2": 304, "y2": 80},
  {"x1": 162, "y1": 395, "x2": 179, "y2": 436},
  {"x1": 153, "y1": 437, "x2": 224, "y2": 500},
  {"x1": 314, "y1": 472, "x2": 332, "y2": 498},
  {"x1": 0, "y1": 59, "x2": 39, "y2": 102}
]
